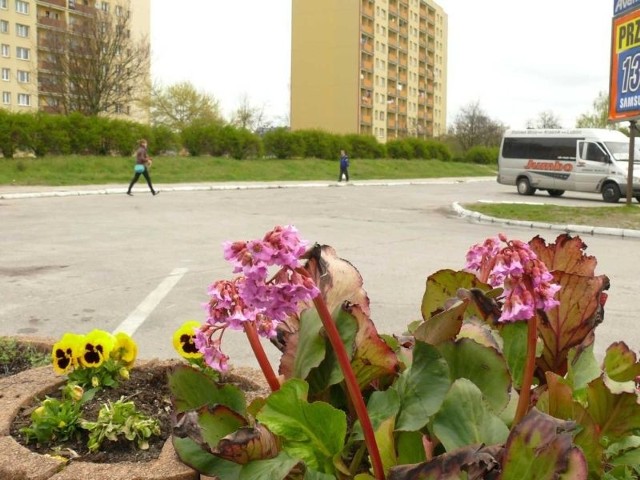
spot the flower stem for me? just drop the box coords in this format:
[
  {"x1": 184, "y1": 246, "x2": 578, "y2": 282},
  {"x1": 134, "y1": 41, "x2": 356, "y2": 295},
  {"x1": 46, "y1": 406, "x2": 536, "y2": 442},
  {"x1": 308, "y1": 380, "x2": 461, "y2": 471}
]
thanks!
[
  {"x1": 244, "y1": 322, "x2": 280, "y2": 392},
  {"x1": 309, "y1": 291, "x2": 385, "y2": 480},
  {"x1": 514, "y1": 313, "x2": 537, "y2": 425}
]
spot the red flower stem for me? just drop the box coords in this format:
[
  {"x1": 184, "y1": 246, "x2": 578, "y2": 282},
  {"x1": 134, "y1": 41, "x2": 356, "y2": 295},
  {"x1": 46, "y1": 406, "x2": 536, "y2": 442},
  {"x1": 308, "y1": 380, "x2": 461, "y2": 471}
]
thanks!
[
  {"x1": 309, "y1": 291, "x2": 385, "y2": 480},
  {"x1": 514, "y1": 313, "x2": 537, "y2": 425},
  {"x1": 244, "y1": 321, "x2": 280, "y2": 392}
]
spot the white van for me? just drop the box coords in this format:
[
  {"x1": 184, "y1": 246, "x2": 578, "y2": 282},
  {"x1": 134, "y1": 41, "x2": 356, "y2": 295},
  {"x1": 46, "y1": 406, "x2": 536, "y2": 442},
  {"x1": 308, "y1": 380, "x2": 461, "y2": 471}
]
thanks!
[{"x1": 497, "y1": 128, "x2": 640, "y2": 203}]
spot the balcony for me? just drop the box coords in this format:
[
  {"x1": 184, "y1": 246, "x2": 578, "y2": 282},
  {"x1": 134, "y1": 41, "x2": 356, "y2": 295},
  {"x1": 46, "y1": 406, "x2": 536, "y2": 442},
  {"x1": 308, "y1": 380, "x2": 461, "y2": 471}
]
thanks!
[
  {"x1": 361, "y1": 113, "x2": 373, "y2": 125},
  {"x1": 361, "y1": 58, "x2": 373, "y2": 71},
  {"x1": 40, "y1": 0, "x2": 66, "y2": 7},
  {"x1": 361, "y1": 77, "x2": 373, "y2": 89},
  {"x1": 387, "y1": 100, "x2": 397, "y2": 113},
  {"x1": 361, "y1": 1, "x2": 374, "y2": 19},
  {"x1": 37, "y1": 16, "x2": 67, "y2": 29},
  {"x1": 361, "y1": 21, "x2": 374, "y2": 35},
  {"x1": 387, "y1": 68, "x2": 397, "y2": 80},
  {"x1": 387, "y1": 117, "x2": 397, "y2": 129},
  {"x1": 388, "y1": 50, "x2": 398, "y2": 64},
  {"x1": 389, "y1": 1, "x2": 398, "y2": 15}
]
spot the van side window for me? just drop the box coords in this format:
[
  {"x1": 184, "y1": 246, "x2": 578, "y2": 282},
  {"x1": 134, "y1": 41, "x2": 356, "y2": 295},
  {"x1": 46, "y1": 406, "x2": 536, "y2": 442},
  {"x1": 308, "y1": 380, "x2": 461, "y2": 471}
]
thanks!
[
  {"x1": 580, "y1": 141, "x2": 608, "y2": 163},
  {"x1": 502, "y1": 137, "x2": 577, "y2": 160}
]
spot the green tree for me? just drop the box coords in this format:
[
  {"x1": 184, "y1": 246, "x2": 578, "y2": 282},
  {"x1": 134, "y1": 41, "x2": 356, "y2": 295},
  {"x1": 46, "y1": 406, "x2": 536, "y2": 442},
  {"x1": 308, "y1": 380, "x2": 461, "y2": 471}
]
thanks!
[
  {"x1": 527, "y1": 110, "x2": 563, "y2": 129},
  {"x1": 576, "y1": 91, "x2": 609, "y2": 128},
  {"x1": 148, "y1": 81, "x2": 223, "y2": 132}
]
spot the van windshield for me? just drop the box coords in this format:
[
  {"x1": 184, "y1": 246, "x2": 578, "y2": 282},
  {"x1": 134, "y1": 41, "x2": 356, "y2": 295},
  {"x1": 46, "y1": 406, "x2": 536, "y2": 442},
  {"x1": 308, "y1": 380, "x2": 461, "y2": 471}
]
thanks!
[{"x1": 605, "y1": 141, "x2": 640, "y2": 162}]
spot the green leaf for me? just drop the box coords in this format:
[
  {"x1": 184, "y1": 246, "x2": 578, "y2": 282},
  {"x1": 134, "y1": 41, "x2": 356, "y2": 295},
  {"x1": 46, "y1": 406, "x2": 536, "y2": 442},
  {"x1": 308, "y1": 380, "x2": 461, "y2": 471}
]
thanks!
[
  {"x1": 500, "y1": 321, "x2": 528, "y2": 389},
  {"x1": 256, "y1": 379, "x2": 346, "y2": 474},
  {"x1": 396, "y1": 431, "x2": 427, "y2": 465},
  {"x1": 438, "y1": 338, "x2": 511, "y2": 414},
  {"x1": 306, "y1": 308, "x2": 358, "y2": 393},
  {"x1": 198, "y1": 405, "x2": 248, "y2": 449},
  {"x1": 168, "y1": 365, "x2": 247, "y2": 415},
  {"x1": 566, "y1": 343, "x2": 600, "y2": 394},
  {"x1": 414, "y1": 299, "x2": 466, "y2": 345},
  {"x1": 238, "y1": 452, "x2": 305, "y2": 480},
  {"x1": 500, "y1": 409, "x2": 588, "y2": 479},
  {"x1": 431, "y1": 378, "x2": 509, "y2": 451},
  {"x1": 586, "y1": 377, "x2": 640, "y2": 443},
  {"x1": 293, "y1": 308, "x2": 328, "y2": 380},
  {"x1": 393, "y1": 341, "x2": 450, "y2": 431},
  {"x1": 351, "y1": 388, "x2": 401, "y2": 442},
  {"x1": 602, "y1": 342, "x2": 640, "y2": 394},
  {"x1": 420, "y1": 269, "x2": 491, "y2": 320},
  {"x1": 172, "y1": 436, "x2": 241, "y2": 478}
]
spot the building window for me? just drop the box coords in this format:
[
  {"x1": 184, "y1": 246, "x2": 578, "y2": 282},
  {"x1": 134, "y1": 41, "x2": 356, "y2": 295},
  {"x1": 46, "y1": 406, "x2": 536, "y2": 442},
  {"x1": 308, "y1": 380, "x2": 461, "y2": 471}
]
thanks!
[
  {"x1": 0, "y1": 0, "x2": 6, "y2": 8},
  {"x1": 16, "y1": 46, "x2": 30, "y2": 59},
  {"x1": 2, "y1": 91, "x2": 9, "y2": 104},
  {"x1": 1, "y1": 43, "x2": 8, "y2": 57},
  {"x1": 0, "y1": 20, "x2": 8, "y2": 33},
  {"x1": 15, "y1": 0, "x2": 28, "y2": 14},
  {"x1": 17, "y1": 70, "x2": 29, "y2": 82},
  {"x1": 1, "y1": 68, "x2": 9, "y2": 81},
  {"x1": 16, "y1": 23, "x2": 29, "y2": 37},
  {"x1": 101, "y1": 1, "x2": 109, "y2": 11},
  {"x1": 17, "y1": 93, "x2": 30, "y2": 106}
]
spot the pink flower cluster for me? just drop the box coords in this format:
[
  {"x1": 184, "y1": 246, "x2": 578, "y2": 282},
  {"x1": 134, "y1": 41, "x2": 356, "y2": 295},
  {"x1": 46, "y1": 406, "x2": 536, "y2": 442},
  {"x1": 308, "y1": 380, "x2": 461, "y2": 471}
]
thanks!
[
  {"x1": 195, "y1": 226, "x2": 320, "y2": 371},
  {"x1": 465, "y1": 234, "x2": 560, "y2": 322}
]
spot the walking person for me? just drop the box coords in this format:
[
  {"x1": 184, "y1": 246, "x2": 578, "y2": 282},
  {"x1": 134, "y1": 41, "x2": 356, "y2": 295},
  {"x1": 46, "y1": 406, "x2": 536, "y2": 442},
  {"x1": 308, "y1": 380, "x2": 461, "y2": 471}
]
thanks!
[
  {"x1": 127, "y1": 139, "x2": 158, "y2": 196},
  {"x1": 338, "y1": 149, "x2": 350, "y2": 182}
]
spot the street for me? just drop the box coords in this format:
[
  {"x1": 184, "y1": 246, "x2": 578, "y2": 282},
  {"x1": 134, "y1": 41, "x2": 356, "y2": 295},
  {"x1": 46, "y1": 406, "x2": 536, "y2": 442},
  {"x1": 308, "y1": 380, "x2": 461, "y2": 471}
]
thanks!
[{"x1": 1, "y1": 178, "x2": 638, "y2": 370}]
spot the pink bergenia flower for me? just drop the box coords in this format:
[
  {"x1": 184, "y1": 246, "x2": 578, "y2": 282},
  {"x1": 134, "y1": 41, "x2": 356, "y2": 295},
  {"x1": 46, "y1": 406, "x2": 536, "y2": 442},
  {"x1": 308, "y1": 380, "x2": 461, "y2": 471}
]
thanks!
[
  {"x1": 199, "y1": 226, "x2": 320, "y2": 372},
  {"x1": 465, "y1": 233, "x2": 560, "y2": 323}
]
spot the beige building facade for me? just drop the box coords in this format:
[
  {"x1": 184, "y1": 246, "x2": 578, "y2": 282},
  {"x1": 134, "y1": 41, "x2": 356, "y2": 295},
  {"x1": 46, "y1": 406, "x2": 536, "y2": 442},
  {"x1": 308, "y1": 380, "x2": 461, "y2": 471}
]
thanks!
[
  {"x1": 0, "y1": 0, "x2": 149, "y2": 121},
  {"x1": 291, "y1": 0, "x2": 447, "y2": 141}
]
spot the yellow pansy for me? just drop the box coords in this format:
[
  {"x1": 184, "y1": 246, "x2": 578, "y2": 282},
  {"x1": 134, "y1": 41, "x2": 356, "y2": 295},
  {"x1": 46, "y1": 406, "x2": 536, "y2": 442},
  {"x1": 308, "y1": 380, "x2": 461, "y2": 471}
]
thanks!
[
  {"x1": 172, "y1": 320, "x2": 203, "y2": 359},
  {"x1": 112, "y1": 332, "x2": 138, "y2": 367},
  {"x1": 51, "y1": 333, "x2": 83, "y2": 375},
  {"x1": 78, "y1": 330, "x2": 116, "y2": 368}
]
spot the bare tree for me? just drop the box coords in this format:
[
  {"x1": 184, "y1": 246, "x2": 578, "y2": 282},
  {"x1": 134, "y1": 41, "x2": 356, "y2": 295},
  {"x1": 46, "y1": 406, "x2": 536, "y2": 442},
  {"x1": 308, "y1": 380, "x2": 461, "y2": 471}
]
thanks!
[
  {"x1": 39, "y1": 1, "x2": 150, "y2": 116},
  {"x1": 146, "y1": 81, "x2": 223, "y2": 131},
  {"x1": 450, "y1": 101, "x2": 506, "y2": 151},
  {"x1": 527, "y1": 110, "x2": 562, "y2": 129},
  {"x1": 576, "y1": 91, "x2": 610, "y2": 128},
  {"x1": 230, "y1": 94, "x2": 271, "y2": 132}
]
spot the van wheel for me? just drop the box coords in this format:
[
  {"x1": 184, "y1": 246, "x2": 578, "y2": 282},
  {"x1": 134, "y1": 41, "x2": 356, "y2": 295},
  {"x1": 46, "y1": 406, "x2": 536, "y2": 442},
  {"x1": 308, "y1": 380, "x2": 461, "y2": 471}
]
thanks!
[
  {"x1": 547, "y1": 189, "x2": 565, "y2": 197},
  {"x1": 602, "y1": 183, "x2": 621, "y2": 203},
  {"x1": 635, "y1": 196, "x2": 640, "y2": 203},
  {"x1": 517, "y1": 177, "x2": 536, "y2": 195}
]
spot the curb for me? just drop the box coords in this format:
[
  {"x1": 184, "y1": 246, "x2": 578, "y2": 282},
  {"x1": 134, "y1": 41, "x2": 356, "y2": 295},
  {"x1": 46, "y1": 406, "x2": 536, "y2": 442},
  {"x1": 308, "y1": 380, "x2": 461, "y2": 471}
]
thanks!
[{"x1": 452, "y1": 202, "x2": 640, "y2": 239}]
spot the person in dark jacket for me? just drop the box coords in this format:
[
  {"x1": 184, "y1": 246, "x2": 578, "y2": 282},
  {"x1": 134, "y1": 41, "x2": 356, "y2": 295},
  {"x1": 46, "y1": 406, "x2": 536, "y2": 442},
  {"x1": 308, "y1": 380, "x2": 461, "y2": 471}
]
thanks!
[
  {"x1": 338, "y1": 150, "x2": 350, "y2": 182},
  {"x1": 127, "y1": 139, "x2": 158, "y2": 196}
]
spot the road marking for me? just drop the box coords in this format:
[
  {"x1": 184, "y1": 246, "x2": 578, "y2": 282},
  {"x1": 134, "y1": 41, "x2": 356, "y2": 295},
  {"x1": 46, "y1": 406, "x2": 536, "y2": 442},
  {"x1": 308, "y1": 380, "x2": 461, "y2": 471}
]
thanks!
[{"x1": 112, "y1": 267, "x2": 188, "y2": 337}]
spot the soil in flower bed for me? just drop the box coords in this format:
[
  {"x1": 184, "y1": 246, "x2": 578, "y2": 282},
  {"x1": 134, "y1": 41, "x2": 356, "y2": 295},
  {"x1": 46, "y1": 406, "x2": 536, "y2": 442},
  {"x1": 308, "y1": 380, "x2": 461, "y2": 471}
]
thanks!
[
  {"x1": 0, "y1": 339, "x2": 50, "y2": 378},
  {"x1": 10, "y1": 361, "x2": 174, "y2": 464}
]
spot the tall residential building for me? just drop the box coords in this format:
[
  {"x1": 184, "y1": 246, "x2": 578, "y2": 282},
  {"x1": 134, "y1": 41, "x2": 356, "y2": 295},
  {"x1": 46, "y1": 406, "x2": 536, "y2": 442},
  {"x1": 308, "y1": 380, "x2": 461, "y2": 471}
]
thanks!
[
  {"x1": 291, "y1": 0, "x2": 447, "y2": 142},
  {"x1": 0, "y1": 0, "x2": 149, "y2": 122}
]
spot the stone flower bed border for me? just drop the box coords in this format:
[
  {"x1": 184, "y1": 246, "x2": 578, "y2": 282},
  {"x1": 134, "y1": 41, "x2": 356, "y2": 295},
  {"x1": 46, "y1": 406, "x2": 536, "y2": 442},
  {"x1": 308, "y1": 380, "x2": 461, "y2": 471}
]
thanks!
[{"x1": 0, "y1": 335, "x2": 198, "y2": 480}]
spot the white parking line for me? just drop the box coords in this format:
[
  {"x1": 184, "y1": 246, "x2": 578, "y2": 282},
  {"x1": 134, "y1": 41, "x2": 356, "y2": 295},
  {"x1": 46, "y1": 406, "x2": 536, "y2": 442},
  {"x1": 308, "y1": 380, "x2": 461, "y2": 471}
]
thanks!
[{"x1": 112, "y1": 267, "x2": 188, "y2": 336}]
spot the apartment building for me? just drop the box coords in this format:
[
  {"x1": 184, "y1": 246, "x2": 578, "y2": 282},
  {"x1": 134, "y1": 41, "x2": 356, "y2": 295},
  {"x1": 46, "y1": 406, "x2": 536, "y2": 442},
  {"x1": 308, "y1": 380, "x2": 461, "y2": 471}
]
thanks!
[
  {"x1": 0, "y1": 0, "x2": 149, "y2": 122},
  {"x1": 291, "y1": 0, "x2": 447, "y2": 141}
]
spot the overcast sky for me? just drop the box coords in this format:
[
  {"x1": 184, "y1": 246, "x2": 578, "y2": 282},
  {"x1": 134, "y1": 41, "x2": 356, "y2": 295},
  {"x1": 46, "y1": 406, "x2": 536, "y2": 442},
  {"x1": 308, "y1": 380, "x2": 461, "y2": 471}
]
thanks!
[{"x1": 150, "y1": 1, "x2": 613, "y2": 130}]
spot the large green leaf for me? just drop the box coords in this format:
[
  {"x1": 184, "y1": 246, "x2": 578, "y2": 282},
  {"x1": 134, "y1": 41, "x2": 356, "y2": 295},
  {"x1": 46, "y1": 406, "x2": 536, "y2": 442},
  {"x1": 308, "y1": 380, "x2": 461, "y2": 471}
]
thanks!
[
  {"x1": 500, "y1": 409, "x2": 587, "y2": 479},
  {"x1": 393, "y1": 341, "x2": 450, "y2": 431},
  {"x1": 586, "y1": 377, "x2": 640, "y2": 443},
  {"x1": 351, "y1": 388, "x2": 401, "y2": 442},
  {"x1": 172, "y1": 436, "x2": 241, "y2": 478},
  {"x1": 396, "y1": 431, "x2": 427, "y2": 465},
  {"x1": 292, "y1": 308, "x2": 329, "y2": 381},
  {"x1": 168, "y1": 365, "x2": 247, "y2": 415},
  {"x1": 420, "y1": 269, "x2": 492, "y2": 320},
  {"x1": 413, "y1": 298, "x2": 467, "y2": 345},
  {"x1": 537, "y1": 373, "x2": 603, "y2": 479},
  {"x1": 431, "y1": 378, "x2": 509, "y2": 451},
  {"x1": 500, "y1": 321, "x2": 528, "y2": 389},
  {"x1": 198, "y1": 404, "x2": 248, "y2": 449},
  {"x1": 438, "y1": 338, "x2": 511, "y2": 414},
  {"x1": 566, "y1": 343, "x2": 600, "y2": 396},
  {"x1": 256, "y1": 379, "x2": 346, "y2": 474},
  {"x1": 602, "y1": 342, "x2": 640, "y2": 394},
  {"x1": 238, "y1": 452, "x2": 305, "y2": 480}
]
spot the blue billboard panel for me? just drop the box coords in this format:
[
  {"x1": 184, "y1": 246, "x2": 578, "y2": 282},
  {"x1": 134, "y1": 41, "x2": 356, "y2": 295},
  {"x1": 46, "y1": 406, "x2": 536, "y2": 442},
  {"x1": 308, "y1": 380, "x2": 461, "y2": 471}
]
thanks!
[{"x1": 614, "y1": 0, "x2": 640, "y2": 17}]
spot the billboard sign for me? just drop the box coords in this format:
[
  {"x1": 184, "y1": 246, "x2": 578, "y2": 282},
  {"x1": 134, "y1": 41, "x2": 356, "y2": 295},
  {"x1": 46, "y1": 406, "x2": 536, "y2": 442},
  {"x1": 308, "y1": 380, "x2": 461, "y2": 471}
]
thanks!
[
  {"x1": 614, "y1": 0, "x2": 640, "y2": 17},
  {"x1": 609, "y1": 5, "x2": 640, "y2": 122}
]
